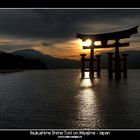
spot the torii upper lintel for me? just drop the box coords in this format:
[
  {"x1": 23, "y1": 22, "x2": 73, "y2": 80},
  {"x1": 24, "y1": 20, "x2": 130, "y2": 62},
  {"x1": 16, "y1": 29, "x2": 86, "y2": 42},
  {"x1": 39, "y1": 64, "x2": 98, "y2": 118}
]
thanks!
[{"x1": 76, "y1": 25, "x2": 139, "y2": 41}]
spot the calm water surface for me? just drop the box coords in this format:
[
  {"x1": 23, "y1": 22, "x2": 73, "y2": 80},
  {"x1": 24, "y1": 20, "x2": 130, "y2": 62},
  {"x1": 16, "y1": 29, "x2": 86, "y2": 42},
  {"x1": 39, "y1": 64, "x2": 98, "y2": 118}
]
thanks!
[{"x1": 0, "y1": 69, "x2": 140, "y2": 129}]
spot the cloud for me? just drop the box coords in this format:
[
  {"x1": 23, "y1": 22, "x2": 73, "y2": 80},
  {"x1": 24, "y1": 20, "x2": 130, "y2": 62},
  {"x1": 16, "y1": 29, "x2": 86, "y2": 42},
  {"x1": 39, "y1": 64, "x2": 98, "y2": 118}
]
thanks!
[
  {"x1": 0, "y1": 9, "x2": 140, "y2": 40},
  {"x1": 0, "y1": 9, "x2": 140, "y2": 59},
  {"x1": 0, "y1": 45, "x2": 32, "y2": 52}
]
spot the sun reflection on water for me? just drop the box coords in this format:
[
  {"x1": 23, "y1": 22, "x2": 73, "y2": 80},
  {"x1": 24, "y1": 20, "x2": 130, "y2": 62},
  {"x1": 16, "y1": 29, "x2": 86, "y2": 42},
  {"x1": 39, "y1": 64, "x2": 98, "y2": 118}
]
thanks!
[
  {"x1": 84, "y1": 72, "x2": 90, "y2": 79},
  {"x1": 80, "y1": 78, "x2": 92, "y2": 88},
  {"x1": 80, "y1": 72, "x2": 100, "y2": 88},
  {"x1": 75, "y1": 76, "x2": 102, "y2": 128}
]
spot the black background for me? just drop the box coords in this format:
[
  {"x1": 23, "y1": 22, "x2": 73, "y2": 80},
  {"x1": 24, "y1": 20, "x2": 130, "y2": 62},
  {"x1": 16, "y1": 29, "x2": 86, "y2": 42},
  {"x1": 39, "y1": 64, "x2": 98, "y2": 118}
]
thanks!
[{"x1": 0, "y1": 0, "x2": 139, "y2": 8}]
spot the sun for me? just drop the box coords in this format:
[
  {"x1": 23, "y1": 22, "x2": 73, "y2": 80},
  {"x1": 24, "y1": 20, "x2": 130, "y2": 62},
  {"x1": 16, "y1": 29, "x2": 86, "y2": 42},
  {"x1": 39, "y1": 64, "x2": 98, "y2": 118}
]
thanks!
[{"x1": 81, "y1": 39, "x2": 92, "y2": 46}]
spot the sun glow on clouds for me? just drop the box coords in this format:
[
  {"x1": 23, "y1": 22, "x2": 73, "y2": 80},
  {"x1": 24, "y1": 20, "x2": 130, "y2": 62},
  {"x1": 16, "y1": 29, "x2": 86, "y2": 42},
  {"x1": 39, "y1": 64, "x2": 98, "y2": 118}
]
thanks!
[
  {"x1": 81, "y1": 39, "x2": 92, "y2": 46},
  {"x1": 40, "y1": 38, "x2": 140, "y2": 60},
  {"x1": 0, "y1": 37, "x2": 33, "y2": 45},
  {"x1": 33, "y1": 39, "x2": 92, "y2": 60},
  {"x1": 0, "y1": 35, "x2": 140, "y2": 60}
]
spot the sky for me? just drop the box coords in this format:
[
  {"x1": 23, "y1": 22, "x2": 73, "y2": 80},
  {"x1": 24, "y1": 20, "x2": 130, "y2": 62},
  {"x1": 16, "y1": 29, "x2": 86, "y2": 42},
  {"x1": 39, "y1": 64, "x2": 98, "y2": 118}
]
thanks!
[{"x1": 0, "y1": 9, "x2": 140, "y2": 60}]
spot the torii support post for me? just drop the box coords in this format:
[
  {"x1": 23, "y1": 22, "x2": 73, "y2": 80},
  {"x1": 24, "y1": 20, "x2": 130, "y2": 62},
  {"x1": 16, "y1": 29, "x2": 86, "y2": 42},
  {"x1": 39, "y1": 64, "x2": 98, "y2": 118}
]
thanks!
[
  {"x1": 115, "y1": 39, "x2": 121, "y2": 79},
  {"x1": 107, "y1": 52, "x2": 113, "y2": 79},
  {"x1": 122, "y1": 54, "x2": 128, "y2": 78},
  {"x1": 80, "y1": 53, "x2": 86, "y2": 78},
  {"x1": 96, "y1": 55, "x2": 101, "y2": 78},
  {"x1": 89, "y1": 47, "x2": 94, "y2": 79}
]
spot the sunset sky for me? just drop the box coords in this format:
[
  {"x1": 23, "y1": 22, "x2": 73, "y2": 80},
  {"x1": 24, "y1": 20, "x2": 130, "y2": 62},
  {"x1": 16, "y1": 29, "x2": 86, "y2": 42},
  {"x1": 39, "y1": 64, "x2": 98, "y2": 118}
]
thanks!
[{"x1": 0, "y1": 9, "x2": 140, "y2": 60}]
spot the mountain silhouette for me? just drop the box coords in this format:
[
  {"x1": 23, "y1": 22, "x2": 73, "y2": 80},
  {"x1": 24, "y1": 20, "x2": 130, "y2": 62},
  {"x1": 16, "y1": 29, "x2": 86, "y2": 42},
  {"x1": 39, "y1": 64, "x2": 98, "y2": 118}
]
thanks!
[
  {"x1": 11, "y1": 49, "x2": 80, "y2": 69},
  {"x1": 0, "y1": 51, "x2": 47, "y2": 70}
]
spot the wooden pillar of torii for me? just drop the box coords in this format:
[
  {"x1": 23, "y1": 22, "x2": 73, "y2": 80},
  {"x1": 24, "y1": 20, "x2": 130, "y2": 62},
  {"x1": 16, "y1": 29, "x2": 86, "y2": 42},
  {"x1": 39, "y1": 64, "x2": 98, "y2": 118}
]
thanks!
[{"x1": 76, "y1": 25, "x2": 138, "y2": 79}]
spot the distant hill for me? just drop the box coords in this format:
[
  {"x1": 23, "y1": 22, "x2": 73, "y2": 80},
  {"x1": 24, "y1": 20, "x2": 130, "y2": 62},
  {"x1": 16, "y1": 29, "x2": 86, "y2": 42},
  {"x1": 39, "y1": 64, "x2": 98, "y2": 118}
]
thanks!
[
  {"x1": 0, "y1": 51, "x2": 47, "y2": 70},
  {"x1": 11, "y1": 49, "x2": 80, "y2": 69},
  {"x1": 11, "y1": 49, "x2": 140, "y2": 69}
]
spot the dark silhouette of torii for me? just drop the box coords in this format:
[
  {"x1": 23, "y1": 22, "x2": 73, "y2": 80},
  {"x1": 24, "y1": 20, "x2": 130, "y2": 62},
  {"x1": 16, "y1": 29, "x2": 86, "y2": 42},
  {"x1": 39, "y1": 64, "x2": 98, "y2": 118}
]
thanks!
[{"x1": 76, "y1": 25, "x2": 139, "y2": 79}]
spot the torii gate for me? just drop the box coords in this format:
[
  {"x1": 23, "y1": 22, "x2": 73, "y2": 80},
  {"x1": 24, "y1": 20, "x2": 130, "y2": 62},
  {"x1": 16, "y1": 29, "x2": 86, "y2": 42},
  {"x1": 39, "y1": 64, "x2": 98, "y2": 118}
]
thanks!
[{"x1": 76, "y1": 25, "x2": 138, "y2": 79}]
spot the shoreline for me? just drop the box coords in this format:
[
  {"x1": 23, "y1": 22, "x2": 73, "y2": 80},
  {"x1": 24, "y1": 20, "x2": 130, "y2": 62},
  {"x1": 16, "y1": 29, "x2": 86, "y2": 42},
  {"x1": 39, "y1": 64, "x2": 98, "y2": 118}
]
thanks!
[
  {"x1": 0, "y1": 69, "x2": 24, "y2": 73},
  {"x1": 0, "y1": 69, "x2": 140, "y2": 73}
]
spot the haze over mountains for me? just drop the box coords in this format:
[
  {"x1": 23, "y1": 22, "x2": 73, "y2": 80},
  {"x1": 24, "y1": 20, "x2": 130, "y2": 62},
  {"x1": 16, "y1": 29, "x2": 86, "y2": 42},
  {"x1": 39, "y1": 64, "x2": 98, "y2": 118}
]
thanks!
[{"x1": 11, "y1": 49, "x2": 140, "y2": 69}]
